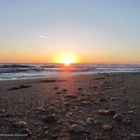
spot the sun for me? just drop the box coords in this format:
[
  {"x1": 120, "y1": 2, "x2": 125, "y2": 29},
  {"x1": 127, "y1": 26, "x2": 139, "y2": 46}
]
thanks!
[
  {"x1": 53, "y1": 52, "x2": 79, "y2": 65},
  {"x1": 61, "y1": 57, "x2": 73, "y2": 66}
]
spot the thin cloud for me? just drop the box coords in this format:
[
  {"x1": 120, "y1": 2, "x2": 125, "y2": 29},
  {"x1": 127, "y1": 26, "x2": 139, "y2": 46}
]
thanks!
[
  {"x1": 27, "y1": 44, "x2": 40, "y2": 49},
  {"x1": 29, "y1": 46, "x2": 39, "y2": 49},
  {"x1": 30, "y1": 46, "x2": 39, "y2": 49},
  {"x1": 36, "y1": 35, "x2": 48, "y2": 39}
]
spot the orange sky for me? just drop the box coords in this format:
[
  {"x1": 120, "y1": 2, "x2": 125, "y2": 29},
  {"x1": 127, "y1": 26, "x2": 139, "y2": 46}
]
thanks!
[{"x1": 0, "y1": 1, "x2": 140, "y2": 64}]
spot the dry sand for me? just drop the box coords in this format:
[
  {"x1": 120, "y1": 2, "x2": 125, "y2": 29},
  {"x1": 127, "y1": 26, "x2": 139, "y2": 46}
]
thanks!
[{"x1": 0, "y1": 72, "x2": 140, "y2": 140}]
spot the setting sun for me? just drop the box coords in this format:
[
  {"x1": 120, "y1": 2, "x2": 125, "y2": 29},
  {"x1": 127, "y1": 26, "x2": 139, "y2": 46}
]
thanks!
[
  {"x1": 53, "y1": 52, "x2": 79, "y2": 64},
  {"x1": 61, "y1": 57, "x2": 73, "y2": 65}
]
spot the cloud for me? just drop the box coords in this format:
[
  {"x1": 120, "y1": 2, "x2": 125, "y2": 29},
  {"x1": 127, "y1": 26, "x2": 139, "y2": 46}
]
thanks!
[
  {"x1": 131, "y1": 46, "x2": 140, "y2": 48},
  {"x1": 27, "y1": 44, "x2": 40, "y2": 49},
  {"x1": 28, "y1": 46, "x2": 40, "y2": 49},
  {"x1": 36, "y1": 35, "x2": 48, "y2": 39},
  {"x1": 30, "y1": 46, "x2": 39, "y2": 49}
]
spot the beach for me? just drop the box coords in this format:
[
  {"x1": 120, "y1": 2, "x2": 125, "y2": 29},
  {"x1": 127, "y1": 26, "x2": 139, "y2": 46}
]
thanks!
[{"x1": 0, "y1": 72, "x2": 140, "y2": 140}]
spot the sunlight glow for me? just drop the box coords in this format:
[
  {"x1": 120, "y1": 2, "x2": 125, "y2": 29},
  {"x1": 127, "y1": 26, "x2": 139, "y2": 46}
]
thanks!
[
  {"x1": 53, "y1": 52, "x2": 79, "y2": 64},
  {"x1": 61, "y1": 57, "x2": 73, "y2": 66}
]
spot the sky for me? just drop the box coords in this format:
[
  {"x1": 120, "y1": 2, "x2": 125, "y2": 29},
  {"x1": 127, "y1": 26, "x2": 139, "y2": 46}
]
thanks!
[{"x1": 0, "y1": 0, "x2": 140, "y2": 63}]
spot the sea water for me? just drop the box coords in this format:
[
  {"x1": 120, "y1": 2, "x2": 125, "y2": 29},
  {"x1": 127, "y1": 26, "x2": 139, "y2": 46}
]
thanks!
[{"x1": 0, "y1": 63, "x2": 140, "y2": 81}]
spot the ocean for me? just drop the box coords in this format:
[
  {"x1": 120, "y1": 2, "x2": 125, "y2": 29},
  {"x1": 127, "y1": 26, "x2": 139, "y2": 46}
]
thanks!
[{"x1": 0, "y1": 63, "x2": 140, "y2": 81}]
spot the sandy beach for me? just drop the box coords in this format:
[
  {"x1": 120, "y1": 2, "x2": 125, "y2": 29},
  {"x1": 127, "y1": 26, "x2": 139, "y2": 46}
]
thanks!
[{"x1": 0, "y1": 72, "x2": 140, "y2": 140}]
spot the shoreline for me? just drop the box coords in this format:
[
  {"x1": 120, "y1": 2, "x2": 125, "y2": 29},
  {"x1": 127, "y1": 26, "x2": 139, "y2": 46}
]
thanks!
[
  {"x1": 0, "y1": 72, "x2": 140, "y2": 139},
  {"x1": 1, "y1": 71, "x2": 140, "y2": 82}
]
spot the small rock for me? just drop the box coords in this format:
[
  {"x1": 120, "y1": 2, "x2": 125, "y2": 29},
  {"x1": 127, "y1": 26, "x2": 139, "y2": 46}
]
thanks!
[
  {"x1": 55, "y1": 91, "x2": 61, "y2": 94},
  {"x1": 98, "y1": 109, "x2": 106, "y2": 114},
  {"x1": 44, "y1": 114, "x2": 56, "y2": 123},
  {"x1": 99, "y1": 98, "x2": 107, "y2": 102},
  {"x1": 1, "y1": 109, "x2": 5, "y2": 113},
  {"x1": 79, "y1": 121, "x2": 87, "y2": 126},
  {"x1": 66, "y1": 94, "x2": 74, "y2": 97},
  {"x1": 36, "y1": 107, "x2": 45, "y2": 111},
  {"x1": 4, "y1": 112, "x2": 14, "y2": 117},
  {"x1": 64, "y1": 102, "x2": 70, "y2": 106},
  {"x1": 94, "y1": 120, "x2": 100, "y2": 124},
  {"x1": 54, "y1": 87, "x2": 59, "y2": 89},
  {"x1": 113, "y1": 113, "x2": 124, "y2": 121},
  {"x1": 43, "y1": 126, "x2": 49, "y2": 130},
  {"x1": 122, "y1": 119, "x2": 126, "y2": 123},
  {"x1": 128, "y1": 111, "x2": 134, "y2": 114},
  {"x1": 81, "y1": 92, "x2": 86, "y2": 96},
  {"x1": 20, "y1": 129, "x2": 32, "y2": 137},
  {"x1": 5, "y1": 118, "x2": 12, "y2": 122},
  {"x1": 111, "y1": 97, "x2": 122, "y2": 100},
  {"x1": 44, "y1": 130, "x2": 49, "y2": 134},
  {"x1": 103, "y1": 124, "x2": 113, "y2": 130},
  {"x1": 81, "y1": 101, "x2": 90, "y2": 105},
  {"x1": 70, "y1": 124, "x2": 85, "y2": 132},
  {"x1": 85, "y1": 120, "x2": 92, "y2": 125},
  {"x1": 77, "y1": 87, "x2": 83, "y2": 90},
  {"x1": 126, "y1": 120, "x2": 131, "y2": 125},
  {"x1": 131, "y1": 106, "x2": 136, "y2": 109},
  {"x1": 105, "y1": 110, "x2": 115, "y2": 115},
  {"x1": 87, "y1": 118, "x2": 94, "y2": 122},
  {"x1": 62, "y1": 89, "x2": 67, "y2": 92},
  {"x1": 106, "y1": 90, "x2": 111, "y2": 93},
  {"x1": 13, "y1": 121, "x2": 27, "y2": 128}
]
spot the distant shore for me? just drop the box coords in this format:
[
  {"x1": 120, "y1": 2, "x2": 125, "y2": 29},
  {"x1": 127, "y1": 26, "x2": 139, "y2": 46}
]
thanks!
[{"x1": 0, "y1": 72, "x2": 140, "y2": 140}]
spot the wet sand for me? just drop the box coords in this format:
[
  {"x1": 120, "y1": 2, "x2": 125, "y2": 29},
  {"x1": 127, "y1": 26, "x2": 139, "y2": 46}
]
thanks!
[{"x1": 0, "y1": 72, "x2": 140, "y2": 140}]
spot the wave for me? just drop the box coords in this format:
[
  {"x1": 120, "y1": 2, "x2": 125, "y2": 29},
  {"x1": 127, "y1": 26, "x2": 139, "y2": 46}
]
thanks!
[
  {"x1": 0, "y1": 64, "x2": 34, "y2": 68},
  {"x1": 0, "y1": 63, "x2": 95, "y2": 73}
]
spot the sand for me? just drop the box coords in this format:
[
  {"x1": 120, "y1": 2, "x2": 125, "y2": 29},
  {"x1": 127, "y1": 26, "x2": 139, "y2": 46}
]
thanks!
[{"x1": 0, "y1": 72, "x2": 140, "y2": 140}]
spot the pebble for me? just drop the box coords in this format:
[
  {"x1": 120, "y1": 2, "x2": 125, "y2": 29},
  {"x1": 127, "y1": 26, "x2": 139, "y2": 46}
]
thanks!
[
  {"x1": 66, "y1": 94, "x2": 74, "y2": 97},
  {"x1": 36, "y1": 107, "x2": 45, "y2": 111},
  {"x1": 77, "y1": 87, "x2": 83, "y2": 90},
  {"x1": 44, "y1": 114, "x2": 56, "y2": 123},
  {"x1": 81, "y1": 92, "x2": 86, "y2": 96},
  {"x1": 113, "y1": 113, "x2": 125, "y2": 121},
  {"x1": 103, "y1": 124, "x2": 113, "y2": 130},
  {"x1": 4, "y1": 111, "x2": 14, "y2": 117},
  {"x1": 111, "y1": 97, "x2": 122, "y2": 100},
  {"x1": 99, "y1": 98, "x2": 107, "y2": 102},
  {"x1": 128, "y1": 111, "x2": 134, "y2": 114},
  {"x1": 98, "y1": 109, "x2": 106, "y2": 114},
  {"x1": 122, "y1": 119, "x2": 126, "y2": 123},
  {"x1": 79, "y1": 121, "x2": 87, "y2": 126},
  {"x1": 54, "y1": 87, "x2": 59, "y2": 89},
  {"x1": 62, "y1": 89, "x2": 67, "y2": 92},
  {"x1": 94, "y1": 120, "x2": 100, "y2": 124},
  {"x1": 43, "y1": 126, "x2": 49, "y2": 130},
  {"x1": 1, "y1": 109, "x2": 5, "y2": 113},
  {"x1": 81, "y1": 101, "x2": 90, "y2": 105},
  {"x1": 105, "y1": 110, "x2": 115, "y2": 115},
  {"x1": 106, "y1": 90, "x2": 111, "y2": 93},
  {"x1": 131, "y1": 106, "x2": 136, "y2": 109},
  {"x1": 87, "y1": 118, "x2": 94, "y2": 122},
  {"x1": 85, "y1": 120, "x2": 92, "y2": 125},
  {"x1": 70, "y1": 124, "x2": 85, "y2": 132},
  {"x1": 55, "y1": 91, "x2": 61, "y2": 94},
  {"x1": 13, "y1": 121, "x2": 27, "y2": 128},
  {"x1": 20, "y1": 129, "x2": 32, "y2": 137},
  {"x1": 126, "y1": 120, "x2": 131, "y2": 125},
  {"x1": 44, "y1": 130, "x2": 49, "y2": 134}
]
